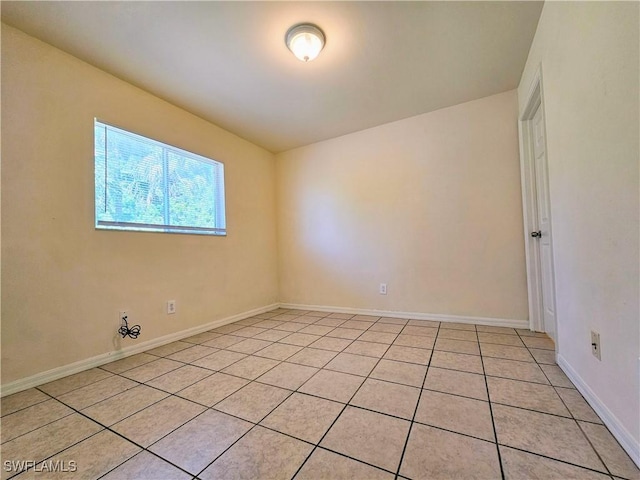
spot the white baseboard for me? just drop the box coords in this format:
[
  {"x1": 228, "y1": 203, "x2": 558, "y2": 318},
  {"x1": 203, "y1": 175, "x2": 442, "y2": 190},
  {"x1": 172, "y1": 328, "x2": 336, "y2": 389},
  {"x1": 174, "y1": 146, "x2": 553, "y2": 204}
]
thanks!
[
  {"x1": 557, "y1": 354, "x2": 640, "y2": 468},
  {"x1": 5, "y1": 299, "x2": 637, "y2": 469},
  {"x1": 1, "y1": 301, "x2": 526, "y2": 397},
  {"x1": 279, "y1": 303, "x2": 528, "y2": 329},
  {"x1": 0, "y1": 303, "x2": 279, "y2": 397}
]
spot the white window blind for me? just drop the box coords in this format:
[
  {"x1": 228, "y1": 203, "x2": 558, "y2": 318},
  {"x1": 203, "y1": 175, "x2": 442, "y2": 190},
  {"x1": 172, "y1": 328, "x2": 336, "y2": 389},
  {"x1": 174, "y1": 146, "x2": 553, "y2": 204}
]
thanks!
[{"x1": 94, "y1": 120, "x2": 226, "y2": 235}]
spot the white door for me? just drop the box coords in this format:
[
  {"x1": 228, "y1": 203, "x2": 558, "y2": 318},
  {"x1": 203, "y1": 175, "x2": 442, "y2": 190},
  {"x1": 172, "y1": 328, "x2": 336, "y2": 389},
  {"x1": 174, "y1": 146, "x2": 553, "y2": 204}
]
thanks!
[{"x1": 531, "y1": 105, "x2": 557, "y2": 342}]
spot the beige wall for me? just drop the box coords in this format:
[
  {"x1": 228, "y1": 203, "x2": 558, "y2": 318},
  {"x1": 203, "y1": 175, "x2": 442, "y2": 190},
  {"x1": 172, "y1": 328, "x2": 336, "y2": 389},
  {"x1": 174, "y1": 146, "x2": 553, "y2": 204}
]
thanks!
[
  {"x1": 1, "y1": 25, "x2": 279, "y2": 383},
  {"x1": 518, "y1": 2, "x2": 639, "y2": 451},
  {"x1": 276, "y1": 90, "x2": 528, "y2": 320}
]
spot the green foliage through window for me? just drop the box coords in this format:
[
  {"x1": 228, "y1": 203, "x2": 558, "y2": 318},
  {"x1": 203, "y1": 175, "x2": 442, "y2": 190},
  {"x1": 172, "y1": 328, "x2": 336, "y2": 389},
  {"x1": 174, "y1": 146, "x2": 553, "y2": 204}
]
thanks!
[{"x1": 95, "y1": 120, "x2": 226, "y2": 235}]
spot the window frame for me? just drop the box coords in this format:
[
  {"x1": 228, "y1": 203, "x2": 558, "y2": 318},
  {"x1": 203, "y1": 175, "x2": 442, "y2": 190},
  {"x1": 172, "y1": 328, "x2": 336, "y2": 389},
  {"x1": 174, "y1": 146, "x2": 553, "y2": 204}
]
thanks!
[{"x1": 94, "y1": 119, "x2": 227, "y2": 236}]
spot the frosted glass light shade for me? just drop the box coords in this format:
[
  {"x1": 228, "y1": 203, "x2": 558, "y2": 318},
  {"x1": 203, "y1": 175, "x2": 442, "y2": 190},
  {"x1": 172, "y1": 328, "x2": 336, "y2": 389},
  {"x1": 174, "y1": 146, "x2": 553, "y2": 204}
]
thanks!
[{"x1": 286, "y1": 24, "x2": 325, "y2": 62}]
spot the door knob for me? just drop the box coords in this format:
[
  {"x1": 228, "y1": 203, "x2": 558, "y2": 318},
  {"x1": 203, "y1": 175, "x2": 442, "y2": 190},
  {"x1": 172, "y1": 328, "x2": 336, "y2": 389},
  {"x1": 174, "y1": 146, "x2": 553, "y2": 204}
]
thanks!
[{"x1": 531, "y1": 231, "x2": 542, "y2": 238}]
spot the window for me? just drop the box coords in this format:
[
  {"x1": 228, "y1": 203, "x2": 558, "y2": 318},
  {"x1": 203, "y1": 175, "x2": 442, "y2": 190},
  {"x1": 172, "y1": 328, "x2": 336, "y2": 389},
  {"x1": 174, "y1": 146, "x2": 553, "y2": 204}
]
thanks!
[{"x1": 94, "y1": 120, "x2": 226, "y2": 235}]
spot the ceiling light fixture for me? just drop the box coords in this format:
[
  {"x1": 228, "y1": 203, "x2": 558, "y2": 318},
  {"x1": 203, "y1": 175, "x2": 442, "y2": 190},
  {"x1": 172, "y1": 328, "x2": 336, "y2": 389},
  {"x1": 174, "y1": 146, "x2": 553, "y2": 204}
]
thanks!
[{"x1": 285, "y1": 23, "x2": 325, "y2": 62}]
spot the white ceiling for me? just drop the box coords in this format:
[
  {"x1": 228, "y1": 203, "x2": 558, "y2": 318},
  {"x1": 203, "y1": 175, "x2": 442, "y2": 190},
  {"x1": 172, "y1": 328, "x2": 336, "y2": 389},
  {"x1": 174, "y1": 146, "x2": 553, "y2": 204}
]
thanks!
[{"x1": 1, "y1": 1, "x2": 543, "y2": 153}]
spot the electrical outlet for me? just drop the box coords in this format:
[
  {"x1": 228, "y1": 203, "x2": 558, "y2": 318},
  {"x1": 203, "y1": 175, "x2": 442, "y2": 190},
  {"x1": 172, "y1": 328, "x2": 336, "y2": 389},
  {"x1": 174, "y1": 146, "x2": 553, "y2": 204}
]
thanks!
[
  {"x1": 167, "y1": 300, "x2": 176, "y2": 315},
  {"x1": 591, "y1": 331, "x2": 601, "y2": 360},
  {"x1": 379, "y1": 283, "x2": 387, "y2": 295}
]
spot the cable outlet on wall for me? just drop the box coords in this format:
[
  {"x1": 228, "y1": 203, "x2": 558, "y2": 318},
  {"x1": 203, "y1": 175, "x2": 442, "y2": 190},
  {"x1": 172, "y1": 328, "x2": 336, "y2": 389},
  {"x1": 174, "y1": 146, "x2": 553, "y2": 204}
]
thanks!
[
  {"x1": 167, "y1": 300, "x2": 176, "y2": 315},
  {"x1": 591, "y1": 330, "x2": 601, "y2": 360},
  {"x1": 379, "y1": 283, "x2": 387, "y2": 295}
]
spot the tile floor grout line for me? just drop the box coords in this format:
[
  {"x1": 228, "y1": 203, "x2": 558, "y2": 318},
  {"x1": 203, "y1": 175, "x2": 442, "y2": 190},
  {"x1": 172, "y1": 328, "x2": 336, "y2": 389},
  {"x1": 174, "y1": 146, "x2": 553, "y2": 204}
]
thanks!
[
  {"x1": 34, "y1": 369, "x2": 120, "y2": 399},
  {"x1": 513, "y1": 329, "x2": 616, "y2": 477},
  {"x1": 278, "y1": 410, "x2": 344, "y2": 480},
  {"x1": 517, "y1": 332, "x2": 587, "y2": 418},
  {"x1": 289, "y1": 322, "x2": 402, "y2": 479},
  {"x1": 4, "y1": 427, "x2": 108, "y2": 479},
  {"x1": 192, "y1": 413, "x2": 292, "y2": 478},
  {"x1": 538, "y1": 358, "x2": 614, "y2": 477},
  {"x1": 38, "y1": 386, "x2": 209, "y2": 479},
  {"x1": 0, "y1": 397, "x2": 51, "y2": 419},
  {"x1": 402, "y1": 415, "x2": 510, "y2": 446},
  {"x1": 6, "y1": 387, "x2": 84, "y2": 438},
  {"x1": 515, "y1": 330, "x2": 563, "y2": 381},
  {"x1": 35, "y1": 371, "x2": 173, "y2": 420},
  {"x1": 479, "y1": 336, "x2": 507, "y2": 480},
  {"x1": 169, "y1": 315, "x2": 373, "y2": 477},
  {"x1": 307, "y1": 445, "x2": 402, "y2": 477},
  {"x1": 118, "y1": 361, "x2": 194, "y2": 387},
  {"x1": 29, "y1": 325, "x2": 550, "y2": 417},
  {"x1": 480, "y1": 371, "x2": 553, "y2": 386},
  {"x1": 192, "y1": 383, "x2": 310, "y2": 478},
  {"x1": 8, "y1": 388, "x2": 199, "y2": 480},
  {"x1": 209, "y1": 314, "x2": 349, "y2": 345},
  {"x1": 17, "y1": 316, "x2": 427, "y2": 477},
  {"x1": 63, "y1": 364, "x2": 283, "y2": 478},
  {"x1": 99, "y1": 414, "x2": 201, "y2": 479},
  {"x1": 550, "y1": 384, "x2": 604, "y2": 425},
  {"x1": 475, "y1": 400, "x2": 583, "y2": 421},
  {"x1": 145, "y1": 343, "x2": 304, "y2": 410},
  {"x1": 95, "y1": 446, "x2": 197, "y2": 480},
  {"x1": 393, "y1": 319, "x2": 442, "y2": 480},
  {"x1": 144, "y1": 366, "x2": 218, "y2": 393},
  {"x1": 483, "y1": 372, "x2": 552, "y2": 386},
  {"x1": 419, "y1": 385, "x2": 490, "y2": 403},
  {"x1": 91, "y1": 368, "x2": 230, "y2": 424},
  {"x1": 7, "y1": 313, "x2": 630, "y2": 479},
  {"x1": 178, "y1": 338, "x2": 295, "y2": 389},
  {"x1": 495, "y1": 442, "x2": 617, "y2": 478},
  {"x1": 1, "y1": 404, "x2": 77, "y2": 445},
  {"x1": 98, "y1": 355, "x2": 160, "y2": 376},
  {"x1": 288, "y1": 343, "x2": 389, "y2": 479},
  {"x1": 94, "y1": 449, "x2": 149, "y2": 480},
  {"x1": 223, "y1": 338, "x2": 434, "y2": 368},
  {"x1": 140, "y1": 395, "x2": 279, "y2": 478}
]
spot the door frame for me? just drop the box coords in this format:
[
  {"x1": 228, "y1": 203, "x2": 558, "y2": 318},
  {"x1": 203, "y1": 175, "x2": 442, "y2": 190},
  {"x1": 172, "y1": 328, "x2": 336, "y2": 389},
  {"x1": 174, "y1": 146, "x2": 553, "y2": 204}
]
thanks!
[{"x1": 518, "y1": 64, "x2": 558, "y2": 338}]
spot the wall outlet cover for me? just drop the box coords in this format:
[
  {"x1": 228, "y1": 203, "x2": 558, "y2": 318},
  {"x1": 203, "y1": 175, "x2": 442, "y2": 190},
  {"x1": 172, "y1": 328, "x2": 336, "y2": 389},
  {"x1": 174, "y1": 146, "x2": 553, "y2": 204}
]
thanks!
[
  {"x1": 167, "y1": 300, "x2": 176, "y2": 315},
  {"x1": 591, "y1": 330, "x2": 601, "y2": 360}
]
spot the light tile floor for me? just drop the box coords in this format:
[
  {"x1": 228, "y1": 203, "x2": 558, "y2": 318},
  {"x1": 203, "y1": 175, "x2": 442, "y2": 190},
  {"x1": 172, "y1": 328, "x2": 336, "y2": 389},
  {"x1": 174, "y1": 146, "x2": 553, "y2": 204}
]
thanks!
[{"x1": 2, "y1": 309, "x2": 638, "y2": 479}]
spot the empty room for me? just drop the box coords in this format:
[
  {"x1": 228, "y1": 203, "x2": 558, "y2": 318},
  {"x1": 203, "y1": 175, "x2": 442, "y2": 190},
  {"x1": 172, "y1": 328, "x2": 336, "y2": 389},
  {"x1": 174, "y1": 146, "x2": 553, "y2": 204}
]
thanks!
[{"x1": 1, "y1": 1, "x2": 638, "y2": 479}]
